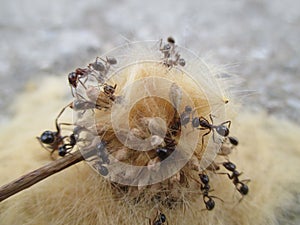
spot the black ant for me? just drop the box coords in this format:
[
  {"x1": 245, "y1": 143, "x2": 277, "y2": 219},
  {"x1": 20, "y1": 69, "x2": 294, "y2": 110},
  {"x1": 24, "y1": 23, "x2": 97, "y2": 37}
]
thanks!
[
  {"x1": 199, "y1": 173, "x2": 223, "y2": 210},
  {"x1": 57, "y1": 125, "x2": 90, "y2": 156},
  {"x1": 68, "y1": 68, "x2": 90, "y2": 96},
  {"x1": 159, "y1": 37, "x2": 185, "y2": 68},
  {"x1": 221, "y1": 161, "x2": 249, "y2": 196},
  {"x1": 156, "y1": 147, "x2": 173, "y2": 161},
  {"x1": 148, "y1": 211, "x2": 167, "y2": 225},
  {"x1": 71, "y1": 99, "x2": 109, "y2": 114},
  {"x1": 192, "y1": 114, "x2": 231, "y2": 150},
  {"x1": 57, "y1": 133, "x2": 76, "y2": 157},
  {"x1": 37, "y1": 104, "x2": 74, "y2": 158},
  {"x1": 88, "y1": 56, "x2": 117, "y2": 83},
  {"x1": 160, "y1": 37, "x2": 175, "y2": 58},
  {"x1": 156, "y1": 132, "x2": 177, "y2": 161}
]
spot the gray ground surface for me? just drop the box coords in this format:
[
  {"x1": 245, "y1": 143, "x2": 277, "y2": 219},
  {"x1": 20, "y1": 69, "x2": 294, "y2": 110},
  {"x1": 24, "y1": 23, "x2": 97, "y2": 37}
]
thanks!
[{"x1": 0, "y1": 0, "x2": 299, "y2": 124}]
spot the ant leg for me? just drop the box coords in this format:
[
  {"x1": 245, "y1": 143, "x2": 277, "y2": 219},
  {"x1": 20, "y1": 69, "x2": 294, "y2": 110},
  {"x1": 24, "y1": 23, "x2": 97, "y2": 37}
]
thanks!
[
  {"x1": 49, "y1": 149, "x2": 56, "y2": 160},
  {"x1": 215, "y1": 172, "x2": 232, "y2": 180},
  {"x1": 36, "y1": 137, "x2": 52, "y2": 153},
  {"x1": 200, "y1": 129, "x2": 211, "y2": 151},
  {"x1": 65, "y1": 146, "x2": 75, "y2": 155},
  {"x1": 78, "y1": 79, "x2": 87, "y2": 90},
  {"x1": 75, "y1": 92, "x2": 88, "y2": 101},
  {"x1": 70, "y1": 86, "x2": 75, "y2": 97},
  {"x1": 209, "y1": 114, "x2": 214, "y2": 124},
  {"x1": 95, "y1": 56, "x2": 108, "y2": 67},
  {"x1": 55, "y1": 102, "x2": 73, "y2": 132},
  {"x1": 191, "y1": 109, "x2": 197, "y2": 124},
  {"x1": 199, "y1": 116, "x2": 209, "y2": 123},
  {"x1": 212, "y1": 129, "x2": 217, "y2": 143},
  {"x1": 58, "y1": 122, "x2": 73, "y2": 129},
  {"x1": 240, "y1": 178, "x2": 251, "y2": 184},
  {"x1": 210, "y1": 195, "x2": 225, "y2": 203},
  {"x1": 220, "y1": 120, "x2": 231, "y2": 129}
]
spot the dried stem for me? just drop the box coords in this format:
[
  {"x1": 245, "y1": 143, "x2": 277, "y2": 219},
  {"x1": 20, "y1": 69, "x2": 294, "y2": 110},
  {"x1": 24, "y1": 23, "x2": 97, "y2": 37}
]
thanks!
[{"x1": 0, "y1": 148, "x2": 96, "y2": 202}]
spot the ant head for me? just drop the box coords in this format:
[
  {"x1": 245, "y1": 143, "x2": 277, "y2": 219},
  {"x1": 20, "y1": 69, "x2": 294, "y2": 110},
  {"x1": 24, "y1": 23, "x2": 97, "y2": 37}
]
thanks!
[
  {"x1": 58, "y1": 145, "x2": 67, "y2": 156},
  {"x1": 199, "y1": 173, "x2": 209, "y2": 184},
  {"x1": 216, "y1": 125, "x2": 229, "y2": 137},
  {"x1": 40, "y1": 130, "x2": 55, "y2": 144},
  {"x1": 223, "y1": 162, "x2": 236, "y2": 172},
  {"x1": 159, "y1": 213, "x2": 166, "y2": 223},
  {"x1": 68, "y1": 72, "x2": 77, "y2": 87},
  {"x1": 167, "y1": 36, "x2": 175, "y2": 44},
  {"x1": 228, "y1": 136, "x2": 239, "y2": 146},
  {"x1": 98, "y1": 165, "x2": 109, "y2": 176}
]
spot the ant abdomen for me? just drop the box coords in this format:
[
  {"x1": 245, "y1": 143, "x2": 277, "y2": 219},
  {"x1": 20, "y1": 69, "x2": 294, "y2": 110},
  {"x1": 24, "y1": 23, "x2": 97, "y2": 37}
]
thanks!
[
  {"x1": 204, "y1": 196, "x2": 215, "y2": 210},
  {"x1": 237, "y1": 182, "x2": 249, "y2": 195},
  {"x1": 40, "y1": 131, "x2": 55, "y2": 144}
]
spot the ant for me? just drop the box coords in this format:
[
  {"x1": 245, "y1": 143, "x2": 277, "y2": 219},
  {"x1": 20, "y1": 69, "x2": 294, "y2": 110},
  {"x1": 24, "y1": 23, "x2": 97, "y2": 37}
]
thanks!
[
  {"x1": 37, "y1": 104, "x2": 75, "y2": 159},
  {"x1": 159, "y1": 37, "x2": 185, "y2": 68},
  {"x1": 156, "y1": 132, "x2": 177, "y2": 161},
  {"x1": 221, "y1": 161, "x2": 249, "y2": 196},
  {"x1": 88, "y1": 56, "x2": 117, "y2": 83},
  {"x1": 68, "y1": 68, "x2": 90, "y2": 96},
  {"x1": 71, "y1": 99, "x2": 109, "y2": 113},
  {"x1": 94, "y1": 141, "x2": 110, "y2": 176},
  {"x1": 199, "y1": 173, "x2": 223, "y2": 210},
  {"x1": 192, "y1": 114, "x2": 231, "y2": 150},
  {"x1": 103, "y1": 83, "x2": 117, "y2": 101},
  {"x1": 160, "y1": 37, "x2": 175, "y2": 58},
  {"x1": 56, "y1": 133, "x2": 76, "y2": 157},
  {"x1": 148, "y1": 211, "x2": 167, "y2": 225},
  {"x1": 57, "y1": 125, "x2": 91, "y2": 157},
  {"x1": 156, "y1": 147, "x2": 173, "y2": 161}
]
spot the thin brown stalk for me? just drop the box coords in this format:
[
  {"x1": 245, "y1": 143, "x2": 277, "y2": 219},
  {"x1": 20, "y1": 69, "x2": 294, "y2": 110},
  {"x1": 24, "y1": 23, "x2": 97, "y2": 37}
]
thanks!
[{"x1": 0, "y1": 149, "x2": 95, "y2": 202}]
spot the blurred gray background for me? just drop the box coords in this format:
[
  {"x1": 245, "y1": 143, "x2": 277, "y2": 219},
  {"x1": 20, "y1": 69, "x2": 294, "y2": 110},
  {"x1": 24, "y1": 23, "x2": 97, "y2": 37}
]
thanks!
[{"x1": 0, "y1": 0, "x2": 299, "y2": 124}]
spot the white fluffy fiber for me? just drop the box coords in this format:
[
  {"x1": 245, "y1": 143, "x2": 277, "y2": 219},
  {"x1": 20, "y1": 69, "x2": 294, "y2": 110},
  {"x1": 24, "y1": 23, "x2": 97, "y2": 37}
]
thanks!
[{"x1": 0, "y1": 58, "x2": 300, "y2": 224}]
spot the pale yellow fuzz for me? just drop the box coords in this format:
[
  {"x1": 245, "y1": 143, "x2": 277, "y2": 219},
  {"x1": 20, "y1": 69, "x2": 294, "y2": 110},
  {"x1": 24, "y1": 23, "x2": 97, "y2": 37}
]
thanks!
[{"x1": 0, "y1": 76, "x2": 300, "y2": 225}]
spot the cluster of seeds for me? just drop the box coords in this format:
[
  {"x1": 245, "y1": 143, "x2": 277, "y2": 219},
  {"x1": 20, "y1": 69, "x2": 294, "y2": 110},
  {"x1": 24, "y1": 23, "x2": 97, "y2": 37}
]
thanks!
[{"x1": 37, "y1": 37, "x2": 249, "y2": 223}]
